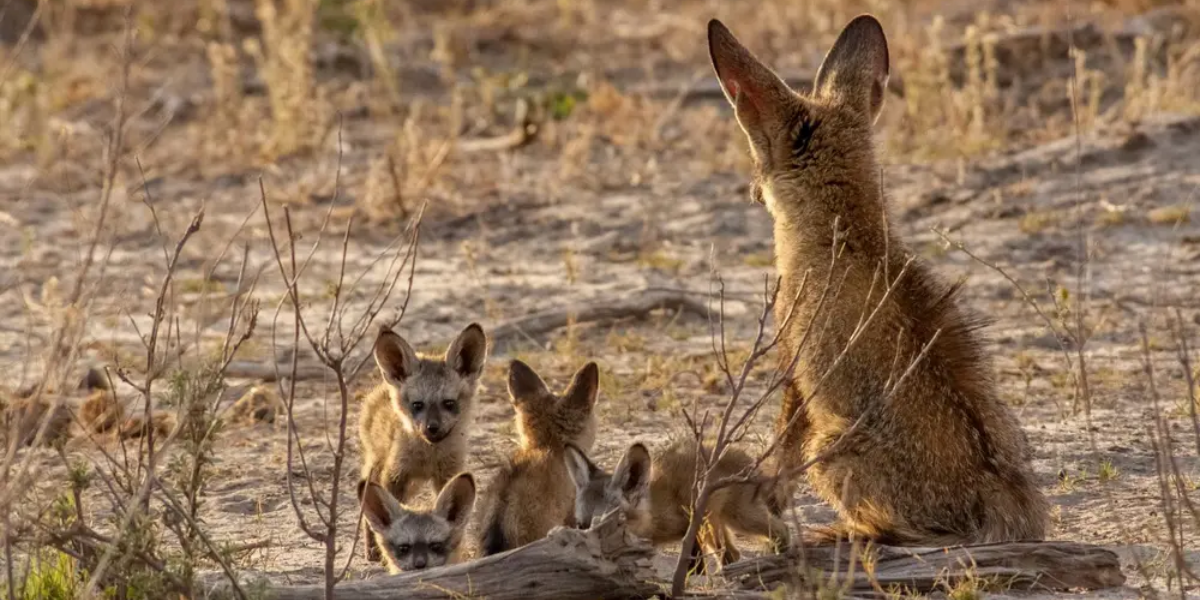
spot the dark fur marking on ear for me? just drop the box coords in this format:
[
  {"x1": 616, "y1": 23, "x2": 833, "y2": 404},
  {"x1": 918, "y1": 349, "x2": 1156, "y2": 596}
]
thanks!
[{"x1": 792, "y1": 117, "x2": 820, "y2": 158}]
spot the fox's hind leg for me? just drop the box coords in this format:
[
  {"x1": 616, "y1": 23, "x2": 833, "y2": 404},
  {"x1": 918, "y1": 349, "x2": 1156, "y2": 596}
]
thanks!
[
  {"x1": 717, "y1": 525, "x2": 741, "y2": 566},
  {"x1": 726, "y1": 498, "x2": 792, "y2": 554}
]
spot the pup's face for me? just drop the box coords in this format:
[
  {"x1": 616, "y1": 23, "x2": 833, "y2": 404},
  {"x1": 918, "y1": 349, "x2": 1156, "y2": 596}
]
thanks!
[
  {"x1": 374, "y1": 324, "x2": 488, "y2": 443},
  {"x1": 358, "y1": 474, "x2": 476, "y2": 573},
  {"x1": 565, "y1": 443, "x2": 652, "y2": 532}
]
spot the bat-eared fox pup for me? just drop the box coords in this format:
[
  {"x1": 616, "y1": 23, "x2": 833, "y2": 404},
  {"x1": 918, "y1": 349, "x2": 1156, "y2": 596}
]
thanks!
[
  {"x1": 707, "y1": 14, "x2": 1048, "y2": 544},
  {"x1": 565, "y1": 439, "x2": 789, "y2": 572},
  {"x1": 358, "y1": 323, "x2": 488, "y2": 562},
  {"x1": 478, "y1": 359, "x2": 600, "y2": 556},
  {"x1": 357, "y1": 473, "x2": 475, "y2": 573}
]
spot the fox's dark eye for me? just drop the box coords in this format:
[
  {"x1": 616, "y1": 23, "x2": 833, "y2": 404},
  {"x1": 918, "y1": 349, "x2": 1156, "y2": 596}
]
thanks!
[
  {"x1": 429, "y1": 542, "x2": 446, "y2": 555},
  {"x1": 442, "y1": 399, "x2": 457, "y2": 412},
  {"x1": 394, "y1": 543, "x2": 411, "y2": 556},
  {"x1": 410, "y1": 401, "x2": 424, "y2": 412}
]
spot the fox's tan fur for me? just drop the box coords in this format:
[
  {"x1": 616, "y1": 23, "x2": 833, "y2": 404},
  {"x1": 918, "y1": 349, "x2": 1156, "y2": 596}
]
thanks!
[
  {"x1": 227, "y1": 385, "x2": 282, "y2": 425},
  {"x1": 80, "y1": 388, "x2": 123, "y2": 434},
  {"x1": 78, "y1": 374, "x2": 175, "y2": 441},
  {"x1": 566, "y1": 439, "x2": 789, "y2": 571},
  {"x1": 511, "y1": 361, "x2": 600, "y2": 452},
  {"x1": 477, "y1": 360, "x2": 600, "y2": 556},
  {"x1": 358, "y1": 323, "x2": 488, "y2": 562},
  {"x1": 707, "y1": 15, "x2": 1048, "y2": 545},
  {"x1": 118, "y1": 411, "x2": 176, "y2": 441}
]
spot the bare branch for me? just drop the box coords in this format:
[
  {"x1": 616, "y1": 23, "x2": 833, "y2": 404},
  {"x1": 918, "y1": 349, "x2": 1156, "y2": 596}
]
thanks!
[
  {"x1": 934, "y1": 229, "x2": 1080, "y2": 412},
  {"x1": 260, "y1": 158, "x2": 424, "y2": 597}
]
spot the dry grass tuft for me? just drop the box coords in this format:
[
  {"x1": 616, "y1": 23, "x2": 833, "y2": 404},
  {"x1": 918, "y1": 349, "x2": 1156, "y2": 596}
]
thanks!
[
  {"x1": 1, "y1": 0, "x2": 1199, "y2": 596},
  {"x1": 1146, "y1": 203, "x2": 1192, "y2": 225},
  {"x1": 248, "y1": 0, "x2": 327, "y2": 158}
]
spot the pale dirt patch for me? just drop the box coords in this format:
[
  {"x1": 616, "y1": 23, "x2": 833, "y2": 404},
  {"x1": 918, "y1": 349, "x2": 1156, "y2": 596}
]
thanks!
[{"x1": 2, "y1": 0, "x2": 1199, "y2": 597}]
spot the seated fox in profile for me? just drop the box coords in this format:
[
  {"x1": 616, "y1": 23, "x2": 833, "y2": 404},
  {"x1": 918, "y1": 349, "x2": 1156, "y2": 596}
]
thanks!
[
  {"x1": 566, "y1": 439, "x2": 789, "y2": 572},
  {"x1": 706, "y1": 14, "x2": 1048, "y2": 544},
  {"x1": 357, "y1": 473, "x2": 475, "y2": 573},
  {"x1": 358, "y1": 323, "x2": 488, "y2": 562},
  {"x1": 477, "y1": 359, "x2": 601, "y2": 556}
]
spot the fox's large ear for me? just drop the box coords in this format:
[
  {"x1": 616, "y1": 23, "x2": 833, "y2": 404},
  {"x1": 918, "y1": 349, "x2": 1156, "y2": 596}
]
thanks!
[
  {"x1": 358, "y1": 481, "x2": 405, "y2": 533},
  {"x1": 434, "y1": 473, "x2": 476, "y2": 528},
  {"x1": 708, "y1": 19, "x2": 796, "y2": 149},
  {"x1": 813, "y1": 14, "x2": 890, "y2": 124},
  {"x1": 446, "y1": 323, "x2": 488, "y2": 379},
  {"x1": 506, "y1": 359, "x2": 550, "y2": 404},
  {"x1": 564, "y1": 443, "x2": 598, "y2": 492},
  {"x1": 374, "y1": 329, "x2": 419, "y2": 386},
  {"x1": 561, "y1": 362, "x2": 599, "y2": 412},
  {"x1": 610, "y1": 443, "x2": 651, "y2": 504}
]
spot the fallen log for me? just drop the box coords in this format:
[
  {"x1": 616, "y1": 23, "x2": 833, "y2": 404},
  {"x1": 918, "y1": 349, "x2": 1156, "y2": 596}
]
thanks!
[
  {"x1": 216, "y1": 508, "x2": 1126, "y2": 600},
  {"x1": 222, "y1": 360, "x2": 331, "y2": 382},
  {"x1": 263, "y1": 512, "x2": 659, "y2": 600},
  {"x1": 939, "y1": 10, "x2": 1193, "y2": 92},
  {"x1": 490, "y1": 289, "x2": 711, "y2": 350},
  {"x1": 942, "y1": 22, "x2": 1121, "y2": 89},
  {"x1": 456, "y1": 98, "x2": 539, "y2": 154},
  {"x1": 722, "y1": 540, "x2": 1126, "y2": 594},
  {"x1": 221, "y1": 289, "x2": 713, "y2": 381}
]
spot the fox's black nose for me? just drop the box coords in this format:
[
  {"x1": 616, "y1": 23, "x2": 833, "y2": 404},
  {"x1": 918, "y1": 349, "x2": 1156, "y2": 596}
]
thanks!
[
  {"x1": 413, "y1": 555, "x2": 427, "y2": 569},
  {"x1": 424, "y1": 423, "x2": 440, "y2": 437}
]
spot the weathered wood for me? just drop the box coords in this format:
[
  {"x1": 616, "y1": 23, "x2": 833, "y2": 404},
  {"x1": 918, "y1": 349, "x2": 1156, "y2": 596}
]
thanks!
[
  {"x1": 263, "y1": 513, "x2": 658, "y2": 600},
  {"x1": 223, "y1": 361, "x2": 331, "y2": 382},
  {"x1": 679, "y1": 592, "x2": 786, "y2": 600},
  {"x1": 226, "y1": 515, "x2": 1125, "y2": 600},
  {"x1": 456, "y1": 99, "x2": 539, "y2": 154},
  {"x1": 222, "y1": 290, "x2": 712, "y2": 381},
  {"x1": 939, "y1": 11, "x2": 1190, "y2": 92},
  {"x1": 722, "y1": 540, "x2": 1126, "y2": 594},
  {"x1": 491, "y1": 289, "x2": 711, "y2": 350},
  {"x1": 942, "y1": 22, "x2": 1121, "y2": 89}
]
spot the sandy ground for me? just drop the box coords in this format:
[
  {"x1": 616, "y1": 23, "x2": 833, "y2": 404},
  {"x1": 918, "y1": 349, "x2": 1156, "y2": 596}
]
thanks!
[{"x1": 2, "y1": 1, "x2": 1199, "y2": 597}]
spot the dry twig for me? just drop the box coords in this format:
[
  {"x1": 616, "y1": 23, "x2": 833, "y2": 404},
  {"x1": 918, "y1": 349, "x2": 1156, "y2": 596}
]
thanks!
[{"x1": 261, "y1": 120, "x2": 423, "y2": 597}]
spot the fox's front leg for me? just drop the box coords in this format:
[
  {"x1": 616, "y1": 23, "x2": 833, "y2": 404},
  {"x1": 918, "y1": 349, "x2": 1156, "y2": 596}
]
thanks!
[
  {"x1": 692, "y1": 519, "x2": 731, "y2": 574},
  {"x1": 717, "y1": 525, "x2": 741, "y2": 567}
]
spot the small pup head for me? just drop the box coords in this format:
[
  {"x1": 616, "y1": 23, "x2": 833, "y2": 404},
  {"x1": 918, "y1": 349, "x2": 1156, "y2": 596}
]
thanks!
[
  {"x1": 374, "y1": 323, "x2": 488, "y2": 443},
  {"x1": 564, "y1": 442, "x2": 651, "y2": 531},
  {"x1": 357, "y1": 473, "x2": 476, "y2": 573},
  {"x1": 506, "y1": 360, "x2": 600, "y2": 451}
]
